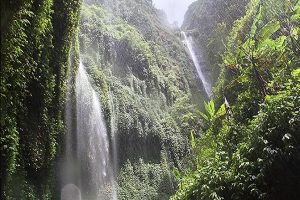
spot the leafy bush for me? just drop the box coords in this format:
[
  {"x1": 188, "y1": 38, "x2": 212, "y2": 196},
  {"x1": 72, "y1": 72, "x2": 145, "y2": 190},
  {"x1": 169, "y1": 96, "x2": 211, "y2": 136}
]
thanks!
[{"x1": 172, "y1": 0, "x2": 300, "y2": 199}]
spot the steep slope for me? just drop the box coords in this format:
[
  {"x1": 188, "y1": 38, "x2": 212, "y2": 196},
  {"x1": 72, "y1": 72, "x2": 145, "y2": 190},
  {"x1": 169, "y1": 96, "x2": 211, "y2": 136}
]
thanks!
[
  {"x1": 79, "y1": 0, "x2": 204, "y2": 199},
  {"x1": 173, "y1": 0, "x2": 300, "y2": 199},
  {"x1": 0, "y1": 0, "x2": 81, "y2": 199}
]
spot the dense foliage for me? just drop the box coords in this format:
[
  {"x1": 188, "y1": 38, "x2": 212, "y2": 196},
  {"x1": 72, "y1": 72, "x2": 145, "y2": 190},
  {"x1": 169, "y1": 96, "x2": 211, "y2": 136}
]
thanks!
[
  {"x1": 2, "y1": 0, "x2": 299, "y2": 199},
  {"x1": 0, "y1": 0, "x2": 81, "y2": 199},
  {"x1": 182, "y1": 0, "x2": 250, "y2": 83},
  {"x1": 172, "y1": 0, "x2": 300, "y2": 199},
  {"x1": 79, "y1": 0, "x2": 206, "y2": 199}
]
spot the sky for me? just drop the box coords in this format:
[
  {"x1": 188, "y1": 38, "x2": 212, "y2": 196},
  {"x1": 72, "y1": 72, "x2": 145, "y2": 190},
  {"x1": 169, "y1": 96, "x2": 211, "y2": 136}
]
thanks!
[{"x1": 152, "y1": 0, "x2": 197, "y2": 25}]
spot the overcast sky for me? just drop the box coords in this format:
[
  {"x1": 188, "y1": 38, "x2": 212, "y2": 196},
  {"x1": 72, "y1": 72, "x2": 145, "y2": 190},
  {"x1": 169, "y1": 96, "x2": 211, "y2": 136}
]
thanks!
[{"x1": 152, "y1": 0, "x2": 196, "y2": 25}]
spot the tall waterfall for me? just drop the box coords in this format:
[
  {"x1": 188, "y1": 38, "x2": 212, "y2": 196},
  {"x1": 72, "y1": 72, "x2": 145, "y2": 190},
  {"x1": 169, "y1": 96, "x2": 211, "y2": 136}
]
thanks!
[
  {"x1": 182, "y1": 32, "x2": 213, "y2": 99},
  {"x1": 62, "y1": 62, "x2": 117, "y2": 200}
]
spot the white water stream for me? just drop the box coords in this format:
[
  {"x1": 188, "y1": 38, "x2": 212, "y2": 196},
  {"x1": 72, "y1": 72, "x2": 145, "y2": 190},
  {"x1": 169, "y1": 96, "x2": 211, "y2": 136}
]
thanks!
[
  {"x1": 182, "y1": 31, "x2": 213, "y2": 99},
  {"x1": 62, "y1": 62, "x2": 117, "y2": 200}
]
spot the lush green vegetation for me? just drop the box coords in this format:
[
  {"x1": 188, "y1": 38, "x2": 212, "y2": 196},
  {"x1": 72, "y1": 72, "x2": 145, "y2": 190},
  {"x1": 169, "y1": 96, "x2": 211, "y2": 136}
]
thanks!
[
  {"x1": 1, "y1": 0, "x2": 299, "y2": 199},
  {"x1": 1, "y1": 0, "x2": 81, "y2": 199},
  {"x1": 79, "y1": 1, "x2": 206, "y2": 199},
  {"x1": 182, "y1": 0, "x2": 250, "y2": 83},
  {"x1": 172, "y1": 0, "x2": 300, "y2": 199}
]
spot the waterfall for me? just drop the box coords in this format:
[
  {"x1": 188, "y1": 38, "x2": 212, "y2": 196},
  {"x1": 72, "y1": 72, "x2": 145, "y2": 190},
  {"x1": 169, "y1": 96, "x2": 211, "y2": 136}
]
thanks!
[
  {"x1": 109, "y1": 89, "x2": 118, "y2": 176},
  {"x1": 62, "y1": 62, "x2": 117, "y2": 200},
  {"x1": 182, "y1": 32, "x2": 213, "y2": 99}
]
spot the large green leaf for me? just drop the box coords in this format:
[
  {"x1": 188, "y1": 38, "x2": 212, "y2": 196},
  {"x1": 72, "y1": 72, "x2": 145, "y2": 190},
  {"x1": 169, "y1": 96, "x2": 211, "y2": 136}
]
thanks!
[
  {"x1": 190, "y1": 130, "x2": 196, "y2": 149},
  {"x1": 205, "y1": 100, "x2": 216, "y2": 121},
  {"x1": 198, "y1": 110, "x2": 209, "y2": 122},
  {"x1": 216, "y1": 104, "x2": 226, "y2": 118},
  {"x1": 258, "y1": 21, "x2": 280, "y2": 42},
  {"x1": 291, "y1": 13, "x2": 300, "y2": 22}
]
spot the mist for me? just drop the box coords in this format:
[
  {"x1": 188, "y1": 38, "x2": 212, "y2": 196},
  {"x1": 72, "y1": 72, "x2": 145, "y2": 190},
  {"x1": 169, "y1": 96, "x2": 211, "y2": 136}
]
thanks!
[{"x1": 152, "y1": 0, "x2": 196, "y2": 25}]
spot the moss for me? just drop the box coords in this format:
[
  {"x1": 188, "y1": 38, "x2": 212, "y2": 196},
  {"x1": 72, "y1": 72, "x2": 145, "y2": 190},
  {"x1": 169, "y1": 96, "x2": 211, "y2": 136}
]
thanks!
[
  {"x1": 79, "y1": 1, "x2": 204, "y2": 199},
  {"x1": 0, "y1": 0, "x2": 82, "y2": 199}
]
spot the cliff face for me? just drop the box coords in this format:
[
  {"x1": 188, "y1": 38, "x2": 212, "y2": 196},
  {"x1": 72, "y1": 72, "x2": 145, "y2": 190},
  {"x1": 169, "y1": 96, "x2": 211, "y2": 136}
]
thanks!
[
  {"x1": 1, "y1": 0, "x2": 81, "y2": 199},
  {"x1": 1, "y1": 0, "x2": 208, "y2": 199},
  {"x1": 79, "y1": 0, "x2": 203, "y2": 199}
]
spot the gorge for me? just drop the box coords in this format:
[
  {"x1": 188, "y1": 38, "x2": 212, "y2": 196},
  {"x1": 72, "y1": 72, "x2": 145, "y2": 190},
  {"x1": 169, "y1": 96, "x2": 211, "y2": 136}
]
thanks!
[{"x1": 1, "y1": 0, "x2": 300, "y2": 200}]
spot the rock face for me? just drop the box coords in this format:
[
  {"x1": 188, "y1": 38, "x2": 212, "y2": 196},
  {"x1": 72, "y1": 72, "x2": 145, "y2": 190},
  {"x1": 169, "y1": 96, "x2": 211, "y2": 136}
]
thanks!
[{"x1": 79, "y1": 0, "x2": 204, "y2": 199}]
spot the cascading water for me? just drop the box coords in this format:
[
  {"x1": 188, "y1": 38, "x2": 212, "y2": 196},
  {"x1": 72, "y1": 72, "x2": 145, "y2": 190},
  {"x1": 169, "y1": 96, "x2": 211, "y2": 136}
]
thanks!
[
  {"x1": 61, "y1": 62, "x2": 117, "y2": 200},
  {"x1": 182, "y1": 31, "x2": 213, "y2": 99},
  {"x1": 109, "y1": 90, "x2": 118, "y2": 175}
]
